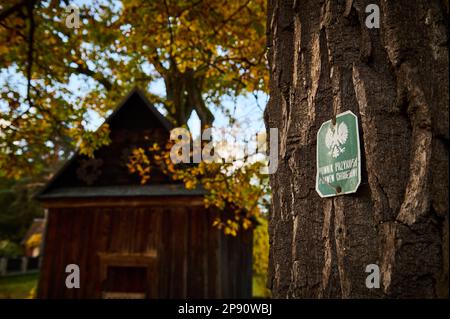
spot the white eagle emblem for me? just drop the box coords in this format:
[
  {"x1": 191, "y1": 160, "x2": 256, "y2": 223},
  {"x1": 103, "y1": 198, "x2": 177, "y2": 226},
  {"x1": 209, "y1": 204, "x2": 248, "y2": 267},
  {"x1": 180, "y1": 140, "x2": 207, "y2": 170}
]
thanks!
[{"x1": 325, "y1": 122, "x2": 348, "y2": 158}]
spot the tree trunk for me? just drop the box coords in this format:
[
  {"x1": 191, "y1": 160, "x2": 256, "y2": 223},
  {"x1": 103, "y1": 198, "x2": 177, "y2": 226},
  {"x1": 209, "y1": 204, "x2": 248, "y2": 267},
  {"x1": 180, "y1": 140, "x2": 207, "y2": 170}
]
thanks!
[
  {"x1": 265, "y1": 0, "x2": 448, "y2": 298},
  {"x1": 164, "y1": 65, "x2": 214, "y2": 130}
]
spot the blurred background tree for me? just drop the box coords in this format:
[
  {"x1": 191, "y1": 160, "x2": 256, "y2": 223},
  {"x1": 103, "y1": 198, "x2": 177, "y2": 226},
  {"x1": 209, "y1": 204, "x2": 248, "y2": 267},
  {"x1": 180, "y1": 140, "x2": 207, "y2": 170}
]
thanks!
[
  {"x1": 0, "y1": 176, "x2": 43, "y2": 251},
  {"x1": 0, "y1": 0, "x2": 270, "y2": 295},
  {"x1": 0, "y1": 0, "x2": 267, "y2": 179}
]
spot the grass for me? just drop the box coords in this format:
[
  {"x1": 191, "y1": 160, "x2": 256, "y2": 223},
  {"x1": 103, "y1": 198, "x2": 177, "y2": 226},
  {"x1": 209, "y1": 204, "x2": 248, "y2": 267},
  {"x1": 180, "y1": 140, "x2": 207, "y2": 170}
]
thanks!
[
  {"x1": 0, "y1": 273, "x2": 267, "y2": 299},
  {"x1": 0, "y1": 273, "x2": 38, "y2": 299}
]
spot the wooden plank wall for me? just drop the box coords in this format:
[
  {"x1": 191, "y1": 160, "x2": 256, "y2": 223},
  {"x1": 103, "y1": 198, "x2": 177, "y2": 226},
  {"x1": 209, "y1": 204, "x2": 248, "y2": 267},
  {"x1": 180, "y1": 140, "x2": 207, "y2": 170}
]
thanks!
[
  {"x1": 218, "y1": 218, "x2": 253, "y2": 298},
  {"x1": 37, "y1": 205, "x2": 253, "y2": 298}
]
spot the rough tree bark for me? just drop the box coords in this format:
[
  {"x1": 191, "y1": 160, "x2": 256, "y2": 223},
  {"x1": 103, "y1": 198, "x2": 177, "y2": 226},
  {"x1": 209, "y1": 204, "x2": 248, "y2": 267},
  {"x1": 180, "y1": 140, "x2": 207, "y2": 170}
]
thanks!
[{"x1": 265, "y1": 0, "x2": 448, "y2": 298}]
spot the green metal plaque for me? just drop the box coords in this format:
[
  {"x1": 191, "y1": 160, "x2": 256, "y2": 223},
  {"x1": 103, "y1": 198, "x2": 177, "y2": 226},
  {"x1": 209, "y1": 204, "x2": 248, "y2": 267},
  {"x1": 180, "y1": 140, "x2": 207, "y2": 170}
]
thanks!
[{"x1": 316, "y1": 110, "x2": 361, "y2": 198}]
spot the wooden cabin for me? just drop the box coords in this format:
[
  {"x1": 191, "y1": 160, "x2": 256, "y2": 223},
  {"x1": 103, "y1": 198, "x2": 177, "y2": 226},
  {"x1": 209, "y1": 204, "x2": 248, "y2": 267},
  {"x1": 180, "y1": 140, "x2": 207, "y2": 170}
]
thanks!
[{"x1": 36, "y1": 89, "x2": 253, "y2": 299}]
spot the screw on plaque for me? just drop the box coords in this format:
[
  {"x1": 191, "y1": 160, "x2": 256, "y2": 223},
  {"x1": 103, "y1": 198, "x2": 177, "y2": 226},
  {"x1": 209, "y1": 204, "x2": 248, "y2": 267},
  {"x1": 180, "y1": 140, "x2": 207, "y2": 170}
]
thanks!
[{"x1": 336, "y1": 186, "x2": 342, "y2": 194}]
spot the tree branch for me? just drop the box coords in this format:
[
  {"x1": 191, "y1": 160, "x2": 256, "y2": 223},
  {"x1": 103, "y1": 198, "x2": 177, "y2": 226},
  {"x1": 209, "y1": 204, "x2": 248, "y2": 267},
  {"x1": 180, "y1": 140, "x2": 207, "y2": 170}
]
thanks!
[
  {"x1": 70, "y1": 64, "x2": 113, "y2": 91},
  {"x1": 163, "y1": 0, "x2": 175, "y2": 61},
  {"x1": 26, "y1": 0, "x2": 36, "y2": 105},
  {"x1": 207, "y1": 0, "x2": 251, "y2": 40},
  {"x1": 0, "y1": 0, "x2": 27, "y2": 23}
]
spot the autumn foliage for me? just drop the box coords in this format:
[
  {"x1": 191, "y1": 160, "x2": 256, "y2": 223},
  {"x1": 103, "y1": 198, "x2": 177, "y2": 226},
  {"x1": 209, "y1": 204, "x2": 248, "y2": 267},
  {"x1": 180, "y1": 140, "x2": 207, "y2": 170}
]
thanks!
[{"x1": 127, "y1": 142, "x2": 270, "y2": 236}]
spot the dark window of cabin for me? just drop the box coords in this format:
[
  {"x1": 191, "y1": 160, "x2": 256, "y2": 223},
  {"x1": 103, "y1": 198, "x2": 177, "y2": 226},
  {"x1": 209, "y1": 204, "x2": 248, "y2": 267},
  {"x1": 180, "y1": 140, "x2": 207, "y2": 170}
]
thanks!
[{"x1": 102, "y1": 266, "x2": 148, "y2": 299}]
